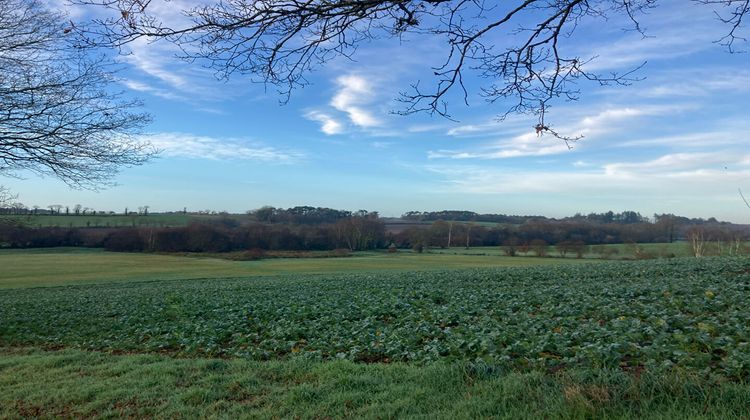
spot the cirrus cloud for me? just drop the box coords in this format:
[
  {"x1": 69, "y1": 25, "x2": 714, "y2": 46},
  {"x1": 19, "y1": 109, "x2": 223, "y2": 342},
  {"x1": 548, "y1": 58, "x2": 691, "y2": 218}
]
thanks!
[{"x1": 142, "y1": 132, "x2": 303, "y2": 162}]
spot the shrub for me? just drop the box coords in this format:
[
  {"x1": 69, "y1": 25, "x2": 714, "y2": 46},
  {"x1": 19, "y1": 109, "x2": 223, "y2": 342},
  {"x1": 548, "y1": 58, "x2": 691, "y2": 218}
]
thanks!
[
  {"x1": 102, "y1": 229, "x2": 146, "y2": 252},
  {"x1": 238, "y1": 248, "x2": 267, "y2": 260},
  {"x1": 332, "y1": 248, "x2": 352, "y2": 257}
]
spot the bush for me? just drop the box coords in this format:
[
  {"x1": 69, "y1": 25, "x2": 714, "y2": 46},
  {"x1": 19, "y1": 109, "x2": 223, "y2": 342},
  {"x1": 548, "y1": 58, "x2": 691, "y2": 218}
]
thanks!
[
  {"x1": 103, "y1": 229, "x2": 146, "y2": 252},
  {"x1": 332, "y1": 248, "x2": 352, "y2": 257},
  {"x1": 592, "y1": 245, "x2": 620, "y2": 260},
  {"x1": 237, "y1": 248, "x2": 267, "y2": 260}
]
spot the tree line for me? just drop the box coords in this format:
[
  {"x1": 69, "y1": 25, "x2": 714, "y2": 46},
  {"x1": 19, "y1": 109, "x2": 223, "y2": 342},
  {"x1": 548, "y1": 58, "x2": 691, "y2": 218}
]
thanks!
[
  {"x1": 403, "y1": 210, "x2": 730, "y2": 226},
  {"x1": 391, "y1": 218, "x2": 747, "y2": 251},
  {"x1": 2, "y1": 206, "x2": 748, "y2": 255},
  {"x1": 0, "y1": 215, "x2": 386, "y2": 253}
]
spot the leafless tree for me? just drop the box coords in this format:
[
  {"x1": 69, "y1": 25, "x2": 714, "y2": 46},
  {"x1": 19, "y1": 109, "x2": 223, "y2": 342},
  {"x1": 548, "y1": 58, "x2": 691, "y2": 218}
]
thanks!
[
  {"x1": 0, "y1": 186, "x2": 24, "y2": 221},
  {"x1": 0, "y1": 186, "x2": 17, "y2": 208},
  {"x1": 447, "y1": 221, "x2": 453, "y2": 248},
  {"x1": 334, "y1": 212, "x2": 385, "y2": 250},
  {"x1": 76, "y1": 0, "x2": 748, "y2": 140},
  {"x1": 0, "y1": 0, "x2": 155, "y2": 188},
  {"x1": 530, "y1": 238, "x2": 548, "y2": 257}
]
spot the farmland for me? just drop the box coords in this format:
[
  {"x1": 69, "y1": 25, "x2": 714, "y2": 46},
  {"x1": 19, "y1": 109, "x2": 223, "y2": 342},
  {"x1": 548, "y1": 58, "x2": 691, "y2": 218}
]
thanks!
[
  {"x1": 428, "y1": 242, "x2": 695, "y2": 259},
  {"x1": 0, "y1": 247, "x2": 592, "y2": 289},
  {"x1": 2, "y1": 257, "x2": 749, "y2": 372},
  {"x1": 1, "y1": 251, "x2": 750, "y2": 417},
  {"x1": 2, "y1": 213, "x2": 199, "y2": 228}
]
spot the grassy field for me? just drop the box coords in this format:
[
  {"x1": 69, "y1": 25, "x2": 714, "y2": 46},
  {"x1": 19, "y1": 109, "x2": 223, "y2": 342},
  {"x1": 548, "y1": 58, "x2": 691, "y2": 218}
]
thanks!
[
  {"x1": 1, "y1": 250, "x2": 749, "y2": 418},
  {"x1": 429, "y1": 242, "x2": 695, "y2": 259},
  {"x1": 2, "y1": 347, "x2": 748, "y2": 418},
  {"x1": 0, "y1": 247, "x2": 593, "y2": 289},
  {"x1": 3, "y1": 213, "x2": 200, "y2": 228}
]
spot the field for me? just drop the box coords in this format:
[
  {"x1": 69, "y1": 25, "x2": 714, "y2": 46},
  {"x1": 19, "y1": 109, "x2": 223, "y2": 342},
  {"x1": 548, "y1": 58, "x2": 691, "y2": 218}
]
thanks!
[
  {"x1": 429, "y1": 242, "x2": 695, "y2": 259},
  {"x1": 1, "y1": 250, "x2": 750, "y2": 417},
  {"x1": 0, "y1": 248, "x2": 592, "y2": 289},
  {"x1": 3, "y1": 213, "x2": 201, "y2": 228},
  {"x1": 3, "y1": 348, "x2": 749, "y2": 418}
]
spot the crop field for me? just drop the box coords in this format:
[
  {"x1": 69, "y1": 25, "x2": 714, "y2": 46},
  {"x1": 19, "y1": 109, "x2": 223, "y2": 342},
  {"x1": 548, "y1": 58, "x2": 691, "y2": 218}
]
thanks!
[
  {"x1": 3, "y1": 257, "x2": 750, "y2": 373},
  {"x1": 1, "y1": 254, "x2": 750, "y2": 417}
]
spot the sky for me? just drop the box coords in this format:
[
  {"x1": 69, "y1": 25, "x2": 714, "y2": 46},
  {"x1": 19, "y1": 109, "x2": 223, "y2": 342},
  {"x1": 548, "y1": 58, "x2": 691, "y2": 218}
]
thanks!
[{"x1": 6, "y1": 0, "x2": 750, "y2": 221}]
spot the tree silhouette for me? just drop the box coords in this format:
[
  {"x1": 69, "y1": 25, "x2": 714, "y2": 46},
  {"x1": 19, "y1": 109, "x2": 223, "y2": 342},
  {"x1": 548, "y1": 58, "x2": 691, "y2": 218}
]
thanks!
[
  {"x1": 0, "y1": 0, "x2": 155, "y2": 188},
  {"x1": 76, "y1": 0, "x2": 747, "y2": 139}
]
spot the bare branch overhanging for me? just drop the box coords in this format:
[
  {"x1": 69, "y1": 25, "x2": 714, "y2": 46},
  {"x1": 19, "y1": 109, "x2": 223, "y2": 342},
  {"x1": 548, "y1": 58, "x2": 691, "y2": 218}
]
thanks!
[
  {"x1": 72, "y1": 0, "x2": 747, "y2": 140},
  {"x1": 0, "y1": 0, "x2": 155, "y2": 189}
]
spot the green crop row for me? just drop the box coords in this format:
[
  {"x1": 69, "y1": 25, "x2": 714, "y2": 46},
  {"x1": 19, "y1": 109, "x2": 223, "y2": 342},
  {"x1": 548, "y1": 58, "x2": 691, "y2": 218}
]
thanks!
[{"x1": 1, "y1": 257, "x2": 749, "y2": 380}]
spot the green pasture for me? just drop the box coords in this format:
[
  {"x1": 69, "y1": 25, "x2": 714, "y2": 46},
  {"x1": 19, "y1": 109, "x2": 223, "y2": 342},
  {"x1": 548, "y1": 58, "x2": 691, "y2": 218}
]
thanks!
[
  {"x1": 3, "y1": 213, "x2": 197, "y2": 228},
  {"x1": 2, "y1": 348, "x2": 748, "y2": 419},
  {"x1": 0, "y1": 247, "x2": 593, "y2": 289},
  {"x1": 429, "y1": 242, "x2": 694, "y2": 259},
  {"x1": 602, "y1": 242, "x2": 693, "y2": 258}
]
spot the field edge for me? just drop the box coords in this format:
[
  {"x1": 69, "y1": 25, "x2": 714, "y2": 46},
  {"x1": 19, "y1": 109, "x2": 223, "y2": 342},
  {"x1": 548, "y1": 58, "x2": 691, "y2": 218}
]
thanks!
[{"x1": 1, "y1": 346, "x2": 749, "y2": 419}]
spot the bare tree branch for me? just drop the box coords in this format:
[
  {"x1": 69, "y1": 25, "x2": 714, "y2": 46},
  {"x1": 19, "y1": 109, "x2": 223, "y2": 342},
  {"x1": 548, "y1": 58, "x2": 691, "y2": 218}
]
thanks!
[
  {"x1": 696, "y1": 0, "x2": 750, "y2": 52},
  {"x1": 739, "y1": 188, "x2": 750, "y2": 210},
  {"x1": 0, "y1": 185, "x2": 18, "y2": 208},
  {"x1": 72, "y1": 0, "x2": 748, "y2": 137},
  {"x1": 0, "y1": 0, "x2": 155, "y2": 189}
]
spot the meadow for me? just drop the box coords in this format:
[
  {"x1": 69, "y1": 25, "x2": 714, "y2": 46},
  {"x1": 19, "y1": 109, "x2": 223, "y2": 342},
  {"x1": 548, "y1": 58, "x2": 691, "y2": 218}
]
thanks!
[
  {"x1": 1, "y1": 249, "x2": 749, "y2": 418},
  {"x1": 0, "y1": 247, "x2": 591, "y2": 289},
  {"x1": 429, "y1": 242, "x2": 695, "y2": 258},
  {"x1": 2, "y1": 213, "x2": 198, "y2": 228}
]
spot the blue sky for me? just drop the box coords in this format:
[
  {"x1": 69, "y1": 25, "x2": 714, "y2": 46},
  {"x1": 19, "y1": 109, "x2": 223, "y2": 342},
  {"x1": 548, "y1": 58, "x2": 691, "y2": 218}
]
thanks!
[{"x1": 6, "y1": 0, "x2": 750, "y2": 221}]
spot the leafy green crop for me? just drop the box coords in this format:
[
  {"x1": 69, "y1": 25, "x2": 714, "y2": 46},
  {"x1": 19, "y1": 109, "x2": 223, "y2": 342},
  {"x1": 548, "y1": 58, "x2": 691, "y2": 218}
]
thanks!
[{"x1": 2, "y1": 258, "x2": 749, "y2": 379}]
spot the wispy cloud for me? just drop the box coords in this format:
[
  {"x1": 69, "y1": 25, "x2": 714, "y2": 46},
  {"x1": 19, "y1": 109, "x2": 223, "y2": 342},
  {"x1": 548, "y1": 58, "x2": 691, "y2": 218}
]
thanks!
[
  {"x1": 123, "y1": 38, "x2": 190, "y2": 90},
  {"x1": 143, "y1": 133, "x2": 303, "y2": 162},
  {"x1": 573, "y1": 104, "x2": 694, "y2": 138},
  {"x1": 46, "y1": 0, "x2": 217, "y2": 104},
  {"x1": 407, "y1": 123, "x2": 451, "y2": 134},
  {"x1": 580, "y1": 2, "x2": 723, "y2": 72},
  {"x1": 370, "y1": 141, "x2": 393, "y2": 149},
  {"x1": 120, "y1": 79, "x2": 185, "y2": 101},
  {"x1": 630, "y1": 70, "x2": 750, "y2": 98},
  {"x1": 616, "y1": 129, "x2": 749, "y2": 149},
  {"x1": 41, "y1": 0, "x2": 88, "y2": 19},
  {"x1": 429, "y1": 104, "x2": 686, "y2": 160},
  {"x1": 116, "y1": 8, "x2": 249, "y2": 104},
  {"x1": 603, "y1": 152, "x2": 738, "y2": 176},
  {"x1": 426, "y1": 151, "x2": 750, "y2": 196},
  {"x1": 304, "y1": 74, "x2": 385, "y2": 135},
  {"x1": 330, "y1": 75, "x2": 382, "y2": 128},
  {"x1": 429, "y1": 132, "x2": 570, "y2": 159},
  {"x1": 584, "y1": 33, "x2": 710, "y2": 72},
  {"x1": 445, "y1": 115, "x2": 532, "y2": 138},
  {"x1": 304, "y1": 111, "x2": 345, "y2": 135}
]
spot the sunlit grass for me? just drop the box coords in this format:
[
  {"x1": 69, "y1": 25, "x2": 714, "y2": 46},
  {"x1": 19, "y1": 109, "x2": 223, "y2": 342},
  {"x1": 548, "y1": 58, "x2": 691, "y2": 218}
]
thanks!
[
  {"x1": 1, "y1": 348, "x2": 748, "y2": 419},
  {"x1": 0, "y1": 247, "x2": 593, "y2": 289}
]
